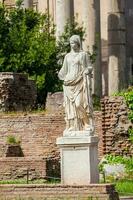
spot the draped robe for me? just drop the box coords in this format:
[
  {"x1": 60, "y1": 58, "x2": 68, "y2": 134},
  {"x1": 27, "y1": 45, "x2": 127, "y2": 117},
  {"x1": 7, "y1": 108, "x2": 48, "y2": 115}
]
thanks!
[{"x1": 58, "y1": 50, "x2": 92, "y2": 131}]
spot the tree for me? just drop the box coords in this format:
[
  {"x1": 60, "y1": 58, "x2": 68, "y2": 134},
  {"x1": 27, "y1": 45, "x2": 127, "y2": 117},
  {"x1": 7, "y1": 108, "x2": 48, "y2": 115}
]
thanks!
[
  {"x1": 0, "y1": 3, "x2": 58, "y2": 106},
  {"x1": 0, "y1": 3, "x2": 87, "y2": 108}
]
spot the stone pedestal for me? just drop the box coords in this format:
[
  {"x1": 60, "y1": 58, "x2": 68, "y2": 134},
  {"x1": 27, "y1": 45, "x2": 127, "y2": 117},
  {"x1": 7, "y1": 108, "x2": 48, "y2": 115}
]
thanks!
[{"x1": 56, "y1": 134, "x2": 99, "y2": 185}]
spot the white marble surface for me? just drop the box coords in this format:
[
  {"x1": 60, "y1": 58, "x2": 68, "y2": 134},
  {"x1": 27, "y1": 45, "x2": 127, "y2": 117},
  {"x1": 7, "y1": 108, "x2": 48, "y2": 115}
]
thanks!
[
  {"x1": 57, "y1": 135, "x2": 99, "y2": 146},
  {"x1": 58, "y1": 35, "x2": 94, "y2": 132},
  {"x1": 57, "y1": 135, "x2": 99, "y2": 185},
  {"x1": 63, "y1": 128, "x2": 94, "y2": 137},
  {"x1": 57, "y1": 35, "x2": 99, "y2": 185}
]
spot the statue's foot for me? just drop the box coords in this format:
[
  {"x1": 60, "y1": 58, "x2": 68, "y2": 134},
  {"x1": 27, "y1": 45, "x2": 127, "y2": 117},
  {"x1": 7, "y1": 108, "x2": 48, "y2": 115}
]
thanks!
[
  {"x1": 64, "y1": 126, "x2": 75, "y2": 132},
  {"x1": 67, "y1": 127, "x2": 75, "y2": 131},
  {"x1": 84, "y1": 124, "x2": 94, "y2": 132}
]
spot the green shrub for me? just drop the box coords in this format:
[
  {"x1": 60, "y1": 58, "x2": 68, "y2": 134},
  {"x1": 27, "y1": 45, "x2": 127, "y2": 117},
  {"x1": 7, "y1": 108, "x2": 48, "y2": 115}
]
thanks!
[
  {"x1": 116, "y1": 179, "x2": 133, "y2": 195},
  {"x1": 128, "y1": 127, "x2": 133, "y2": 143},
  {"x1": 102, "y1": 155, "x2": 133, "y2": 177},
  {"x1": 6, "y1": 135, "x2": 21, "y2": 145}
]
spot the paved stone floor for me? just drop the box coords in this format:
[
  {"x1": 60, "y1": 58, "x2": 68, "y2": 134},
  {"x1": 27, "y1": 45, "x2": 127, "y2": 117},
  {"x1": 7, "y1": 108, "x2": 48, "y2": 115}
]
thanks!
[{"x1": 120, "y1": 197, "x2": 133, "y2": 200}]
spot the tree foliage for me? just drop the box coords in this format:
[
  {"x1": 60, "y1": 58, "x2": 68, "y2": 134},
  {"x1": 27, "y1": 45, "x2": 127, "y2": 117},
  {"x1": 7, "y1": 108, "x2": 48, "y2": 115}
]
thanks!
[
  {"x1": 0, "y1": 3, "x2": 57, "y2": 106},
  {"x1": 0, "y1": 5, "x2": 56, "y2": 73}
]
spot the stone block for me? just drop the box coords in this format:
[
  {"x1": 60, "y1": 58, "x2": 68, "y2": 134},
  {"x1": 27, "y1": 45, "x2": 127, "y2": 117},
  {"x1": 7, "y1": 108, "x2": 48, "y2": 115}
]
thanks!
[
  {"x1": 57, "y1": 135, "x2": 99, "y2": 185},
  {"x1": 0, "y1": 184, "x2": 119, "y2": 200},
  {"x1": 0, "y1": 72, "x2": 37, "y2": 112}
]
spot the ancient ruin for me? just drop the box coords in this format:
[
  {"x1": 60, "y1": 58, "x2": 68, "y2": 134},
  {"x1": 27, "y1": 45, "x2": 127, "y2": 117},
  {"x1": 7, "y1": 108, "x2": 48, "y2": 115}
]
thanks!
[{"x1": 0, "y1": 73, "x2": 37, "y2": 112}]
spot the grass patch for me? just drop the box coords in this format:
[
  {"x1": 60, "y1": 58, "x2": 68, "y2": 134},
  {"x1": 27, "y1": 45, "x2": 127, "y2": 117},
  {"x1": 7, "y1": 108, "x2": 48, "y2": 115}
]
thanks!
[
  {"x1": 0, "y1": 178, "x2": 60, "y2": 185},
  {"x1": 100, "y1": 175, "x2": 133, "y2": 196},
  {"x1": 115, "y1": 179, "x2": 133, "y2": 196},
  {"x1": 0, "y1": 108, "x2": 47, "y2": 116},
  {"x1": 0, "y1": 179, "x2": 45, "y2": 184}
]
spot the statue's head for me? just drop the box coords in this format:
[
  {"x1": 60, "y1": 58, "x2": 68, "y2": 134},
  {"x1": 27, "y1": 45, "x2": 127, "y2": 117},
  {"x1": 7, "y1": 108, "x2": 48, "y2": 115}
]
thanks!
[{"x1": 69, "y1": 35, "x2": 81, "y2": 50}]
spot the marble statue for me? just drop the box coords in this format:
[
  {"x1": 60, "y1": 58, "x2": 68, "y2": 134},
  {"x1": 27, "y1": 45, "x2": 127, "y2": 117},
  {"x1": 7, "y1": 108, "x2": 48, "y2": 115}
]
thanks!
[{"x1": 58, "y1": 35, "x2": 94, "y2": 133}]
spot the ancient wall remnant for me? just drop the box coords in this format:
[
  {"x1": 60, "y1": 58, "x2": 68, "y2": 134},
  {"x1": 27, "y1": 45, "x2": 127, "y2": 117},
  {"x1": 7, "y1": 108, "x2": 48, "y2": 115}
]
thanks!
[
  {"x1": 0, "y1": 112, "x2": 102, "y2": 159},
  {"x1": 0, "y1": 158, "x2": 46, "y2": 180},
  {"x1": 0, "y1": 72, "x2": 37, "y2": 112},
  {"x1": 101, "y1": 96, "x2": 133, "y2": 156},
  {"x1": 0, "y1": 184, "x2": 119, "y2": 200},
  {"x1": 46, "y1": 92, "x2": 64, "y2": 114}
]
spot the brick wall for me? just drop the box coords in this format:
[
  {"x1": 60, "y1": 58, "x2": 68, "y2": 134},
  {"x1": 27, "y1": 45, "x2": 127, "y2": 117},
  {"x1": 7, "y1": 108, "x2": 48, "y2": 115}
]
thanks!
[
  {"x1": 0, "y1": 114, "x2": 63, "y2": 158},
  {"x1": 0, "y1": 111, "x2": 102, "y2": 180},
  {"x1": 0, "y1": 93, "x2": 132, "y2": 180},
  {"x1": 0, "y1": 72, "x2": 37, "y2": 112},
  {"x1": 0, "y1": 112, "x2": 102, "y2": 158},
  {"x1": 0, "y1": 158, "x2": 46, "y2": 180},
  {"x1": 101, "y1": 96, "x2": 133, "y2": 156}
]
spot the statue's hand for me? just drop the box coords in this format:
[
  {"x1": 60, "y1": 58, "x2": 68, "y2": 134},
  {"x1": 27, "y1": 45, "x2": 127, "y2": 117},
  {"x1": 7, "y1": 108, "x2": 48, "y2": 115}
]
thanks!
[{"x1": 84, "y1": 67, "x2": 93, "y2": 75}]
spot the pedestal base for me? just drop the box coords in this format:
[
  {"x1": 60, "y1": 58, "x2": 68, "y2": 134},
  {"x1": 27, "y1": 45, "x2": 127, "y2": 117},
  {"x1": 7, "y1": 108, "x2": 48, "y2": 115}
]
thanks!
[{"x1": 56, "y1": 134, "x2": 99, "y2": 185}]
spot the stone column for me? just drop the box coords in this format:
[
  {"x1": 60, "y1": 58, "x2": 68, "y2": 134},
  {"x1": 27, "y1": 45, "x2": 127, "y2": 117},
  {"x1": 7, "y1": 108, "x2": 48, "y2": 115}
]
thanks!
[
  {"x1": 100, "y1": 0, "x2": 112, "y2": 96},
  {"x1": 55, "y1": 0, "x2": 74, "y2": 39},
  {"x1": 108, "y1": 0, "x2": 126, "y2": 95},
  {"x1": 125, "y1": 0, "x2": 133, "y2": 87},
  {"x1": 82, "y1": 0, "x2": 102, "y2": 97},
  {"x1": 37, "y1": 0, "x2": 47, "y2": 13},
  {"x1": 22, "y1": 0, "x2": 33, "y2": 8}
]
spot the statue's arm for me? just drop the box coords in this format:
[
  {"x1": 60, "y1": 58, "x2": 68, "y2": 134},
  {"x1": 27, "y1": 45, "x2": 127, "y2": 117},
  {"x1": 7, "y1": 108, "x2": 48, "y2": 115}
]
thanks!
[{"x1": 58, "y1": 55, "x2": 67, "y2": 80}]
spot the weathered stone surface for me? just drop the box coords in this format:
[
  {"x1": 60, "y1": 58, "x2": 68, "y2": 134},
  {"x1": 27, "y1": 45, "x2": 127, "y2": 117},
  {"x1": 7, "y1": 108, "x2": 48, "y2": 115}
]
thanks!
[
  {"x1": 0, "y1": 184, "x2": 119, "y2": 200},
  {"x1": 82, "y1": 0, "x2": 102, "y2": 97},
  {"x1": 56, "y1": 0, "x2": 73, "y2": 39},
  {"x1": 0, "y1": 112, "x2": 102, "y2": 159},
  {"x1": 0, "y1": 72, "x2": 37, "y2": 112},
  {"x1": 101, "y1": 96, "x2": 133, "y2": 156},
  {"x1": 108, "y1": 0, "x2": 126, "y2": 95},
  {"x1": 0, "y1": 110, "x2": 102, "y2": 180},
  {"x1": 0, "y1": 158, "x2": 46, "y2": 180},
  {"x1": 46, "y1": 92, "x2": 64, "y2": 113},
  {"x1": 57, "y1": 135, "x2": 99, "y2": 185}
]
